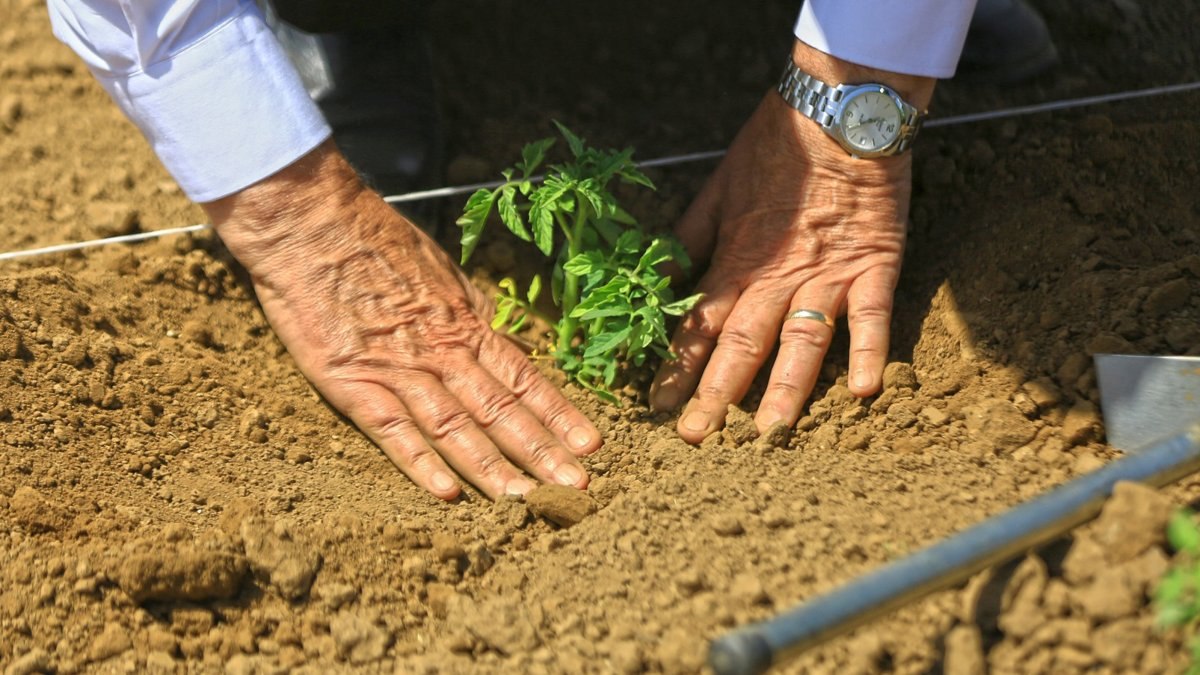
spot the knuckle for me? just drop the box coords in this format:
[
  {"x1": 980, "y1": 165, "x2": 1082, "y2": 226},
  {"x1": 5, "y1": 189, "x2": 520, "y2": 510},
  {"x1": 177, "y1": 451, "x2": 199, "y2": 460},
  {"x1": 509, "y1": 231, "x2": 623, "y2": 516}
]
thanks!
[
  {"x1": 426, "y1": 408, "x2": 474, "y2": 442},
  {"x1": 683, "y1": 303, "x2": 724, "y2": 340},
  {"x1": 472, "y1": 451, "x2": 509, "y2": 482},
  {"x1": 506, "y1": 362, "x2": 541, "y2": 398},
  {"x1": 695, "y1": 381, "x2": 731, "y2": 405},
  {"x1": 716, "y1": 325, "x2": 766, "y2": 361},
  {"x1": 473, "y1": 390, "x2": 522, "y2": 430},
  {"x1": 849, "y1": 343, "x2": 885, "y2": 360},
  {"x1": 767, "y1": 378, "x2": 805, "y2": 399},
  {"x1": 539, "y1": 401, "x2": 576, "y2": 435},
  {"x1": 779, "y1": 320, "x2": 832, "y2": 350},
  {"x1": 397, "y1": 441, "x2": 437, "y2": 471},
  {"x1": 374, "y1": 414, "x2": 416, "y2": 440},
  {"x1": 848, "y1": 302, "x2": 891, "y2": 324},
  {"x1": 521, "y1": 438, "x2": 558, "y2": 470}
]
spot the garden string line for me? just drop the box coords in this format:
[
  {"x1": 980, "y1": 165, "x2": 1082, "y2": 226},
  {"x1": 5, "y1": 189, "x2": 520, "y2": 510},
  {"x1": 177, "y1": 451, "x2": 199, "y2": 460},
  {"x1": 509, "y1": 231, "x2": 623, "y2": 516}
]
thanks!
[{"x1": 2, "y1": 79, "x2": 1199, "y2": 263}]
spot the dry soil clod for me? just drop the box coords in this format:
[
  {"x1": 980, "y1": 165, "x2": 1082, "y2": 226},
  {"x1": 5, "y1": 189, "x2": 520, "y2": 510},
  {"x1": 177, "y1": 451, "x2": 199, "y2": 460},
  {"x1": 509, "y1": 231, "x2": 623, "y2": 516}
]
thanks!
[{"x1": 524, "y1": 484, "x2": 598, "y2": 527}]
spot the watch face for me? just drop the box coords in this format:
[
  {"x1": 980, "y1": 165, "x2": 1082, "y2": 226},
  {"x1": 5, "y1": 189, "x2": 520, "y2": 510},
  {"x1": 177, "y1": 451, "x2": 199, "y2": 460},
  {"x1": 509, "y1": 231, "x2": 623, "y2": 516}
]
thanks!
[{"x1": 840, "y1": 88, "x2": 903, "y2": 154}]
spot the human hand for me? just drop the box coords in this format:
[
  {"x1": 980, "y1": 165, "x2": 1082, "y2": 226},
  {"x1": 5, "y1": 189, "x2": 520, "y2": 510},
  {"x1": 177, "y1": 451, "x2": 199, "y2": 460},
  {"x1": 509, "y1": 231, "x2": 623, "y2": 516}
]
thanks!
[
  {"x1": 203, "y1": 141, "x2": 601, "y2": 500},
  {"x1": 650, "y1": 41, "x2": 935, "y2": 444}
]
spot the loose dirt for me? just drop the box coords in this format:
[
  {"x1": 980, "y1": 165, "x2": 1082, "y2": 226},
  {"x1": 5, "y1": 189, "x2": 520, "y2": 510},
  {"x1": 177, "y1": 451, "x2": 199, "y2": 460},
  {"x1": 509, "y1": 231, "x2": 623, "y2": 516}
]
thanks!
[{"x1": 2, "y1": 0, "x2": 1200, "y2": 673}]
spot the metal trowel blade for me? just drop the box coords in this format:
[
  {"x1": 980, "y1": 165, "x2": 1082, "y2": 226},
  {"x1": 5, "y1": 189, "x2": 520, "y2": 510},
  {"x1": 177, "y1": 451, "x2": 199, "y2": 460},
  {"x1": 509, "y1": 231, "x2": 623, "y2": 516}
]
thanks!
[{"x1": 1095, "y1": 354, "x2": 1200, "y2": 452}]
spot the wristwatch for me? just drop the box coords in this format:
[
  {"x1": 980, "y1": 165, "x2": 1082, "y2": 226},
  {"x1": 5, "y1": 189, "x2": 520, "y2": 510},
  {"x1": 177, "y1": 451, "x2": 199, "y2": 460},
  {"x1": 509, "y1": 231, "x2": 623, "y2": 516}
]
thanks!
[{"x1": 777, "y1": 58, "x2": 925, "y2": 159}]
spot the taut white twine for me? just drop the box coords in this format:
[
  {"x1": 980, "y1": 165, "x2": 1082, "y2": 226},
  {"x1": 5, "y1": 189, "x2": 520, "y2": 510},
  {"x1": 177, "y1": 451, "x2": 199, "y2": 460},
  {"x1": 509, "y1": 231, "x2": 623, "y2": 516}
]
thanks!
[{"x1": 3, "y1": 80, "x2": 1198, "y2": 263}]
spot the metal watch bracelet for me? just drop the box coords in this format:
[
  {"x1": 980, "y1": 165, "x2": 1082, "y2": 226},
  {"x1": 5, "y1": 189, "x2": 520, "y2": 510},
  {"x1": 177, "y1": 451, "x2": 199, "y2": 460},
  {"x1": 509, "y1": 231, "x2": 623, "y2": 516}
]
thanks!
[{"x1": 776, "y1": 58, "x2": 923, "y2": 156}]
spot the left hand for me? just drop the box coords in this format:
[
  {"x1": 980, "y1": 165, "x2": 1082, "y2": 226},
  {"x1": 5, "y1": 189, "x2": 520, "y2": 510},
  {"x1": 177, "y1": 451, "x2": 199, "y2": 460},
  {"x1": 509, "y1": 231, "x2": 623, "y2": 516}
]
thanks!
[{"x1": 650, "y1": 42, "x2": 933, "y2": 444}]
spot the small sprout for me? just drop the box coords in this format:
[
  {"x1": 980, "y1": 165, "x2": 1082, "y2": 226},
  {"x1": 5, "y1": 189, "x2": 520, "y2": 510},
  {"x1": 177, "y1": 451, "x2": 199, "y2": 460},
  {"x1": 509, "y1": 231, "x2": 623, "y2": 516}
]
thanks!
[
  {"x1": 1155, "y1": 508, "x2": 1200, "y2": 675},
  {"x1": 458, "y1": 122, "x2": 700, "y2": 399}
]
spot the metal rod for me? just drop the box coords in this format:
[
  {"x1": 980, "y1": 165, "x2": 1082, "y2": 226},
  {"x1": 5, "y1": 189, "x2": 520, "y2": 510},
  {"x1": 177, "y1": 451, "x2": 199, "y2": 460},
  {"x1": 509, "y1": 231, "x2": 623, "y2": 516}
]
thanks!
[{"x1": 709, "y1": 424, "x2": 1200, "y2": 675}]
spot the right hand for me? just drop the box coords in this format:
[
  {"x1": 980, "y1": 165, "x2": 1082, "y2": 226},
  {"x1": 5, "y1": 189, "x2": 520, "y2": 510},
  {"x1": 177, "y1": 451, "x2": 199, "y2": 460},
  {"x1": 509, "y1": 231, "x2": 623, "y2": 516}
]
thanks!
[{"x1": 202, "y1": 141, "x2": 601, "y2": 500}]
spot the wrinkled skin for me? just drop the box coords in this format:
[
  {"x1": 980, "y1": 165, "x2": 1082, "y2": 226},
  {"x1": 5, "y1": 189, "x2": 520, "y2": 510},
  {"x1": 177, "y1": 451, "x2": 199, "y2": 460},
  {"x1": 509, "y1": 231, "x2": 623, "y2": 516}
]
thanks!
[
  {"x1": 204, "y1": 142, "x2": 601, "y2": 501},
  {"x1": 651, "y1": 42, "x2": 933, "y2": 443},
  {"x1": 202, "y1": 41, "x2": 933, "y2": 499}
]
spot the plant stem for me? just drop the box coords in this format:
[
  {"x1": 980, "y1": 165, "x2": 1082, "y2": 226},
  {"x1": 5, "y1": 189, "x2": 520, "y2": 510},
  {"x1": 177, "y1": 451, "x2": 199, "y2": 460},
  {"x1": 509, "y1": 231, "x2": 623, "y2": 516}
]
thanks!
[{"x1": 556, "y1": 201, "x2": 587, "y2": 358}]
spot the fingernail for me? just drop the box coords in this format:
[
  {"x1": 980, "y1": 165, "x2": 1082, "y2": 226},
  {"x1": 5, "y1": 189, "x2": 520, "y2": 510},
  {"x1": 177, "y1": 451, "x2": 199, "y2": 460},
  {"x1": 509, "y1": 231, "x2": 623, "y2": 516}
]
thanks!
[
  {"x1": 682, "y1": 411, "x2": 708, "y2": 433},
  {"x1": 505, "y1": 477, "x2": 535, "y2": 496},
  {"x1": 431, "y1": 471, "x2": 457, "y2": 493},
  {"x1": 567, "y1": 426, "x2": 593, "y2": 451},
  {"x1": 652, "y1": 385, "x2": 680, "y2": 411},
  {"x1": 553, "y1": 463, "x2": 584, "y2": 486},
  {"x1": 853, "y1": 369, "x2": 872, "y2": 390}
]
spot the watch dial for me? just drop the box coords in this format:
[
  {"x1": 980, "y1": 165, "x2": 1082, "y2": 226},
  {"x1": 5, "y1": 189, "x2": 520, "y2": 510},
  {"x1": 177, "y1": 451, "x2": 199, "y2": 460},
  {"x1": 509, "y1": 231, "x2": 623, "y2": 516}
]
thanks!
[{"x1": 841, "y1": 90, "x2": 903, "y2": 154}]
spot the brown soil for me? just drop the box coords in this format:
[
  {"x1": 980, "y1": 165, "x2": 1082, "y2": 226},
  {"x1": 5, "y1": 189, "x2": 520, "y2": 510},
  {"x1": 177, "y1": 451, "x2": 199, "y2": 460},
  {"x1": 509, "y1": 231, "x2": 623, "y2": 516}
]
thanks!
[{"x1": 3, "y1": 1, "x2": 1200, "y2": 674}]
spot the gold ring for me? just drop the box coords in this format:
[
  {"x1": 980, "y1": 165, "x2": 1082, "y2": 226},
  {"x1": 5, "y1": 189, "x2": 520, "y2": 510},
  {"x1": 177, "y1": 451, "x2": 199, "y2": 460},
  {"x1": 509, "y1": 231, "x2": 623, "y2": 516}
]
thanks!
[{"x1": 787, "y1": 309, "x2": 835, "y2": 330}]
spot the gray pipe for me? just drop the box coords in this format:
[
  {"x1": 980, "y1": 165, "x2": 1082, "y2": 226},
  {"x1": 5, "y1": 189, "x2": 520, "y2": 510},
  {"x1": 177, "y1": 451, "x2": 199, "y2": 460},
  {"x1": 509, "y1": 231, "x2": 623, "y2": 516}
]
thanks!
[{"x1": 709, "y1": 424, "x2": 1200, "y2": 675}]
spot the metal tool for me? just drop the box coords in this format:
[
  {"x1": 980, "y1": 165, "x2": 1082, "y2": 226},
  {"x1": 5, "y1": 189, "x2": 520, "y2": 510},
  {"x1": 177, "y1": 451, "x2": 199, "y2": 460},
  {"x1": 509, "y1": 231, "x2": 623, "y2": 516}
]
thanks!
[
  {"x1": 1096, "y1": 354, "x2": 1200, "y2": 452},
  {"x1": 710, "y1": 359, "x2": 1200, "y2": 675}
]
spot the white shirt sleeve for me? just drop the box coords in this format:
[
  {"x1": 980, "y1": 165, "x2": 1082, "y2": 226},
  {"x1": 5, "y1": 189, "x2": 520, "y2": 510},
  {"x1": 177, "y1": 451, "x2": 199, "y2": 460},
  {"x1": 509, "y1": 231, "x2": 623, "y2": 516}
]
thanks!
[
  {"x1": 794, "y1": 0, "x2": 978, "y2": 79},
  {"x1": 47, "y1": 0, "x2": 331, "y2": 203}
]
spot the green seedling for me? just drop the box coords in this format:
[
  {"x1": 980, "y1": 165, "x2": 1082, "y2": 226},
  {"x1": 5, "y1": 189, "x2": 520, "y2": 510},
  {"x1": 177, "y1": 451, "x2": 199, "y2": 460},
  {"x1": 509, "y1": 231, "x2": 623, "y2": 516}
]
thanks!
[
  {"x1": 457, "y1": 122, "x2": 701, "y2": 400},
  {"x1": 1155, "y1": 508, "x2": 1200, "y2": 674}
]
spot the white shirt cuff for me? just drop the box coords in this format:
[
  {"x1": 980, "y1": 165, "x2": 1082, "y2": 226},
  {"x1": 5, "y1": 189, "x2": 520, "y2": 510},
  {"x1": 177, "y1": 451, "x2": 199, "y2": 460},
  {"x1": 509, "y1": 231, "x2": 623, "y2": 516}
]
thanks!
[
  {"x1": 83, "y1": 8, "x2": 331, "y2": 203},
  {"x1": 794, "y1": 1, "x2": 976, "y2": 79}
]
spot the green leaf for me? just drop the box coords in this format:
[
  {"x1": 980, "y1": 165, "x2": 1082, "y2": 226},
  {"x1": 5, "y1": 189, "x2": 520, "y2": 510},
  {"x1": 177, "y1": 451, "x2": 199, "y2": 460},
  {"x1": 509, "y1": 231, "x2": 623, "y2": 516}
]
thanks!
[
  {"x1": 491, "y1": 297, "x2": 515, "y2": 331},
  {"x1": 602, "y1": 358, "x2": 618, "y2": 385},
  {"x1": 575, "y1": 179, "x2": 606, "y2": 217},
  {"x1": 456, "y1": 188, "x2": 496, "y2": 264},
  {"x1": 509, "y1": 312, "x2": 529, "y2": 333},
  {"x1": 637, "y1": 238, "x2": 674, "y2": 271},
  {"x1": 618, "y1": 165, "x2": 655, "y2": 189},
  {"x1": 584, "y1": 325, "x2": 632, "y2": 359},
  {"x1": 563, "y1": 251, "x2": 603, "y2": 276},
  {"x1": 553, "y1": 120, "x2": 585, "y2": 157},
  {"x1": 662, "y1": 293, "x2": 703, "y2": 316},
  {"x1": 497, "y1": 186, "x2": 531, "y2": 241},
  {"x1": 595, "y1": 147, "x2": 635, "y2": 179},
  {"x1": 538, "y1": 175, "x2": 573, "y2": 206},
  {"x1": 527, "y1": 274, "x2": 542, "y2": 304},
  {"x1": 573, "y1": 296, "x2": 633, "y2": 321},
  {"x1": 1168, "y1": 510, "x2": 1200, "y2": 553},
  {"x1": 519, "y1": 137, "x2": 555, "y2": 176},
  {"x1": 530, "y1": 202, "x2": 555, "y2": 256},
  {"x1": 571, "y1": 277, "x2": 631, "y2": 317},
  {"x1": 614, "y1": 229, "x2": 643, "y2": 257}
]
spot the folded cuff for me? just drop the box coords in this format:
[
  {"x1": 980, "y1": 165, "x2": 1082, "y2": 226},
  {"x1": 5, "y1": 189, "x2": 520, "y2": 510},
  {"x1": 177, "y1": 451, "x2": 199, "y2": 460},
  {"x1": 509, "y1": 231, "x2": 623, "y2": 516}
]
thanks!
[
  {"x1": 794, "y1": 1, "x2": 975, "y2": 79},
  {"x1": 90, "y1": 7, "x2": 331, "y2": 203}
]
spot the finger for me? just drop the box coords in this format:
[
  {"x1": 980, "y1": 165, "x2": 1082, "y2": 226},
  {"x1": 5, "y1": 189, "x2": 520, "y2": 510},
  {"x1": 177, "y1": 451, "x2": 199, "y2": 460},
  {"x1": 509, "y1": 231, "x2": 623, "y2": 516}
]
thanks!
[
  {"x1": 482, "y1": 332, "x2": 601, "y2": 457},
  {"x1": 676, "y1": 287, "x2": 789, "y2": 444},
  {"x1": 755, "y1": 296, "x2": 841, "y2": 434},
  {"x1": 397, "y1": 373, "x2": 535, "y2": 499},
  {"x1": 443, "y1": 356, "x2": 589, "y2": 489},
  {"x1": 845, "y1": 265, "x2": 899, "y2": 397},
  {"x1": 671, "y1": 164, "x2": 725, "y2": 268},
  {"x1": 650, "y1": 283, "x2": 738, "y2": 412},
  {"x1": 342, "y1": 384, "x2": 462, "y2": 501}
]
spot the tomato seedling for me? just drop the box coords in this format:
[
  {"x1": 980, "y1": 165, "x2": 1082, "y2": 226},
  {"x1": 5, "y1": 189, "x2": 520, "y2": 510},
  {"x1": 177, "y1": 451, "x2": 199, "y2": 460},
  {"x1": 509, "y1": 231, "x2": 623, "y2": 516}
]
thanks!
[
  {"x1": 457, "y1": 122, "x2": 701, "y2": 400},
  {"x1": 1155, "y1": 508, "x2": 1200, "y2": 674}
]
